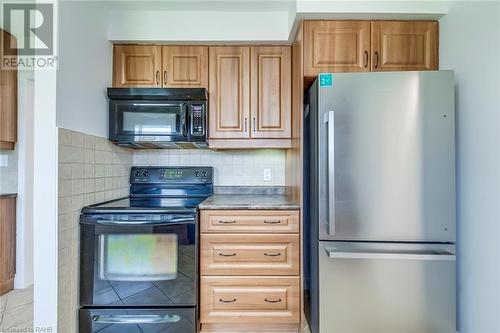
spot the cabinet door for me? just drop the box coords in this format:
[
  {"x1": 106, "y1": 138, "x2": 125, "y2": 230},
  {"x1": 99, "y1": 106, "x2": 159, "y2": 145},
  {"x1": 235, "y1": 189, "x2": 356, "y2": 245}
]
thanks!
[
  {"x1": 113, "y1": 45, "x2": 162, "y2": 87},
  {"x1": 371, "y1": 21, "x2": 438, "y2": 71},
  {"x1": 0, "y1": 197, "x2": 16, "y2": 296},
  {"x1": 250, "y1": 46, "x2": 291, "y2": 138},
  {"x1": 209, "y1": 46, "x2": 250, "y2": 139},
  {"x1": 162, "y1": 46, "x2": 208, "y2": 88},
  {"x1": 0, "y1": 29, "x2": 17, "y2": 150},
  {"x1": 304, "y1": 21, "x2": 371, "y2": 76}
]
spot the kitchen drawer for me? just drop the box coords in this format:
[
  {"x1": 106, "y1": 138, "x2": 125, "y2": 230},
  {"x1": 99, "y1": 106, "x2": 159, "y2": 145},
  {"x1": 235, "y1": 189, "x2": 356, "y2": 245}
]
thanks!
[
  {"x1": 200, "y1": 210, "x2": 299, "y2": 233},
  {"x1": 201, "y1": 234, "x2": 299, "y2": 275},
  {"x1": 200, "y1": 276, "x2": 300, "y2": 324}
]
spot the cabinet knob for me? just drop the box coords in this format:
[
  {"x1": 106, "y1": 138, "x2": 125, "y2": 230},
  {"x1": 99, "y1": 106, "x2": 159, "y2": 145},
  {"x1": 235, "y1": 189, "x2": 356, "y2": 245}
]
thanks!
[
  {"x1": 155, "y1": 70, "x2": 160, "y2": 85},
  {"x1": 163, "y1": 71, "x2": 167, "y2": 84},
  {"x1": 264, "y1": 220, "x2": 281, "y2": 224},
  {"x1": 364, "y1": 51, "x2": 369, "y2": 68},
  {"x1": 264, "y1": 253, "x2": 281, "y2": 257},
  {"x1": 219, "y1": 253, "x2": 237, "y2": 257},
  {"x1": 244, "y1": 118, "x2": 248, "y2": 132},
  {"x1": 374, "y1": 52, "x2": 379, "y2": 69}
]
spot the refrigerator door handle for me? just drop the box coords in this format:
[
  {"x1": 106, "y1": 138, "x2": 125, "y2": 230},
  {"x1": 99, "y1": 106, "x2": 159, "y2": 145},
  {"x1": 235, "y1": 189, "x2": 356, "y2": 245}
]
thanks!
[
  {"x1": 324, "y1": 248, "x2": 456, "y2": 261},
  {"x1": 327, "y1": 110, "x2": 336, "y2": 235}
]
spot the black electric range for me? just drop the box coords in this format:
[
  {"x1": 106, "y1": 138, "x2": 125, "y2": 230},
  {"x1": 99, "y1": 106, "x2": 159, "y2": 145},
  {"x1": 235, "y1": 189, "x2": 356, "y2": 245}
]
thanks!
[{"x1": 79, "y1": 166, "x2": 213, "y2": 333}]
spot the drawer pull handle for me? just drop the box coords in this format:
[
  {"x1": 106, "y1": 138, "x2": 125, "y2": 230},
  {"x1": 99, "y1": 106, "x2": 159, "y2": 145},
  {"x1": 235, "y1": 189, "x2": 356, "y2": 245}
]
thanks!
[
  {"x1": 219, "y1": 253, "x2": 237, "y2": 257},
  {"x1": 218, "y1": 220, "x2": 237, "y2": 224},
  {"x1": 264, "y1": 253, "x2": 281, "y2": 257},
  {"x1": 219, "y1": 298, "x2": 236, "y2": 303},
  {"x1": 265, "y1": 298, "x2": 282, "y2": 303},
  {"x1": 264, "y1": 220, "x2": 281, "y2": 224}
]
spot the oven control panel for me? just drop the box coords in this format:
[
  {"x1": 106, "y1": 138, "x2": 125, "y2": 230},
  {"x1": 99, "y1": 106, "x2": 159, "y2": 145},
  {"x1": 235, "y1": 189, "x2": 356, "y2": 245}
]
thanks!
[
  {"x1": 191, "y1": 104, "x2": 205, "y2": 136},
  {"x1": 131, "y1": 166, "x2": 213, "y2": 184}
]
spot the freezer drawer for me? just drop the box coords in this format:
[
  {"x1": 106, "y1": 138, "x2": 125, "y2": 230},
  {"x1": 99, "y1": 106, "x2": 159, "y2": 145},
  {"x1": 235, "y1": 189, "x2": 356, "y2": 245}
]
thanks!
[
  {"x1": 318, "y1": 241, "x2": 456, "y2": 333},
  {"x1": 79, "y1": 308, "x2": 196, "y2": 333}
]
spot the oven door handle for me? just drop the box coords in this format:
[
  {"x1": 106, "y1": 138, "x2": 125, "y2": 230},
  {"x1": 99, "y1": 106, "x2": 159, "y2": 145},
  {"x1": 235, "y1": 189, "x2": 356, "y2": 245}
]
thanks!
[
  {"x1": 92, "y1": 314, "x2": 181, "y2": 324},
  {"x1": 93, "y1": 217, "x2": 195, "y2": 226}
]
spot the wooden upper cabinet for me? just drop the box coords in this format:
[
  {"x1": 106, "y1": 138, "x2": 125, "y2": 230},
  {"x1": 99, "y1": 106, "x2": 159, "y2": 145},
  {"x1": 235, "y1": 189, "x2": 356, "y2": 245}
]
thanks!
[
  {"x1": 0, "y1": 197, "x2": 16, "y2": 295},
  {"x1": 113, "y1": 45, "x2": 162, "y2": 87},
  {"x1": 209, "y1": 46, "x2": 250, "y2": 139},
  {"x1": 250, "y1": 46, "x2": 291, "y2": 138},
  {"x1": 162, "y1": 46, "x2": 208, "y2": 88},
  {"x1": 371, "y1": 21, "x2": 438, "y2": 71},
  {"x1": 0, "y1": 29, "x2": 17, "y2": 150},
  {"x1": 304, "y1": 21, "x2": 371, "y2": 76}
]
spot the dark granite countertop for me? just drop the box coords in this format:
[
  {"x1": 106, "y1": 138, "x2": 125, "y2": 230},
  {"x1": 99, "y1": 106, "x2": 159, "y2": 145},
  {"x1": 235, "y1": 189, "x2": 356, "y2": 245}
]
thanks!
[
  {"x1": 0, "y1": 193, "x2": 17, "y2": 198},
  {"x1": 199, "y1": 194, "x2": 299, "y2": 210}
]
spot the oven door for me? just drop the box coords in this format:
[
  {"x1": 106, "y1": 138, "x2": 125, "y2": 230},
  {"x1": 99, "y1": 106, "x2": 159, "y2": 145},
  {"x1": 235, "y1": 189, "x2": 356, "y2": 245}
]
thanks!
[
  {"x1": 79, "y1": 308, "x2": 195, "y2": 333},
  {"x1": 80, "y1": 216, "x2": 197, "y2": 307},
  {"x1": 109, "y1": 100, "x2": 188, "y2": 142}
]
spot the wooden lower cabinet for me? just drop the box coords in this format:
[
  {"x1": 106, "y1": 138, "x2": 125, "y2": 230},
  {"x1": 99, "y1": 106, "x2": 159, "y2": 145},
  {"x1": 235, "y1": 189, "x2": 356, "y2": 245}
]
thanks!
[
  {"x1": 200, "y1": 209, "x2": 301, "y2": 332},
  {"x1": 0, "y1": 197, "x2": 16, "y2": 295},
  {"x1": 200, "y1": 276, "x2": 300, "y2": 324}
]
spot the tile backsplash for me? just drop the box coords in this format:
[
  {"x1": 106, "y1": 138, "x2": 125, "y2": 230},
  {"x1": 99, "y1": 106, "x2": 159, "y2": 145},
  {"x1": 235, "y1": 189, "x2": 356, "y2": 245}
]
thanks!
[
  {"x1": 57, "y1": 128, "x2": 133, "y2": 333},
  {"x1": 133, "y1": 149, "x2": 286, "y2": 186}
]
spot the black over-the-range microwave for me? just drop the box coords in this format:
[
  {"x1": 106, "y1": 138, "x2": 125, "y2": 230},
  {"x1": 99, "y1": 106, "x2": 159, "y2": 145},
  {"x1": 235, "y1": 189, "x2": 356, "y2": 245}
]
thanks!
[{"x1": 107, "y1": 88, "x2": 208, "y2": 148}]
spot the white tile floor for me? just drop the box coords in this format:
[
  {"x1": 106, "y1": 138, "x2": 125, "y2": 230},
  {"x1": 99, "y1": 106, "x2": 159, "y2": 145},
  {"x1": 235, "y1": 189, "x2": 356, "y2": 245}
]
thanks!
[{"x1": 0, "y1": 285, "x2": 33, "y2": 331}]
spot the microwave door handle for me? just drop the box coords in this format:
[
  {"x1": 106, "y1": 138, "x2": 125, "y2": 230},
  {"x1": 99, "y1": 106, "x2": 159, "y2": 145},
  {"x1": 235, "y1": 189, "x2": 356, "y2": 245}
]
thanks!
[{"x1": 182, "y1": 104, "x2": 188, "y2": 137}]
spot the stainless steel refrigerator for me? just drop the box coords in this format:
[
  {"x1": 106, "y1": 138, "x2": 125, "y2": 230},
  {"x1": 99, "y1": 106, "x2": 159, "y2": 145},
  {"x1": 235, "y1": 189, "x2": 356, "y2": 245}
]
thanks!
[{"x1": 304, "y1": 71, "x2": 456, "y2": 333}]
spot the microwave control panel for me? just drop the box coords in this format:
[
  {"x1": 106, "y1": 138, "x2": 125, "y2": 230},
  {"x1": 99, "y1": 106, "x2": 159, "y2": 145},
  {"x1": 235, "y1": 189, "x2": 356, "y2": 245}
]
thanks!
[{"x1": 191, "y1": 104, "x2": 205, "y2": 136}]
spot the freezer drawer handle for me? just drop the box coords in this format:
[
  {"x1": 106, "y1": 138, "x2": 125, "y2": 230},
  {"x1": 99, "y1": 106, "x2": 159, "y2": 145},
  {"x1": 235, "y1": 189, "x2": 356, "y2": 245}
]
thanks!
[
  {"x1": 218, "y1": 220, "x2": 237, "y2": 224},
  {"x1": 265, "y1": 298, "x2": 282, "y2": 303},
  {"x1": 324, "y1": 248, "x2": 456, "y2": 261},
  {"x1": 264, "y1": 253, "x2": 281, "y2": 257},
  {"x1": 264, "y1": 220, "x2": 281, "y2": 224},
  {"x1": 92, "y1": 314, "x2": 181, "y2": 324},
  {"x1": 219, "y1": 298, "x2": 237, "y2": 303},
  {"x1": 219, "y1": 253, "x2": 237, "y2": 257},
  {"x1": 327, "y1": 110, "x2": 336, "y2": 235}
]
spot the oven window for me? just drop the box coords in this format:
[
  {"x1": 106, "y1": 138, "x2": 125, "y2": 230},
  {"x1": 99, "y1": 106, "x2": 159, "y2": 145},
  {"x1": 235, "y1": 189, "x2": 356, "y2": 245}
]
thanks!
[
  {"x1": 99, "y1": 234, "x2": 178, "y2": 281},
  {"x1": 123, "y1": 112, "x2": 177, "y2": 134}
]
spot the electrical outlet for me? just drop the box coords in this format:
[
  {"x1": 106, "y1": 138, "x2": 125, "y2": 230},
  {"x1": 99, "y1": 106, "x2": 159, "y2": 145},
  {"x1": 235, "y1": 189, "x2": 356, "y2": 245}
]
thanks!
[
  {"x1": 0, "y1": 155, "x2": 8, "y2": 167},
  {"x1": 263, "y1": 168, "x2": 272, "y2": 182}
]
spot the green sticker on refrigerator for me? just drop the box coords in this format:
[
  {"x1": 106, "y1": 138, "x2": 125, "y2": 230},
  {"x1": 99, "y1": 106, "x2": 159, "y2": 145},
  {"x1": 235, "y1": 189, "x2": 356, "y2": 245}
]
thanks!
[{"x1": 319, "y1": 73, "x2": 333, "y2": 87}]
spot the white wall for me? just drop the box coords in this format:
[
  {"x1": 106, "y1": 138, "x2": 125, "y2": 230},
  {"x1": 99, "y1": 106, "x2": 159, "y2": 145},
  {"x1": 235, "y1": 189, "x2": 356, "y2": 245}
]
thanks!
[
  {"x1": 109, "y1": 10, "x2": 290, "y2": 42},
  {"x1": 440, "y1": 2, "x2": 500, "y2": 333},
  {"x1": 15, "y1": 71, "x2": 35, "y2": 288},
  {"x1": 56, "y1": 2, "x2": 112, "y2": 137}
]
